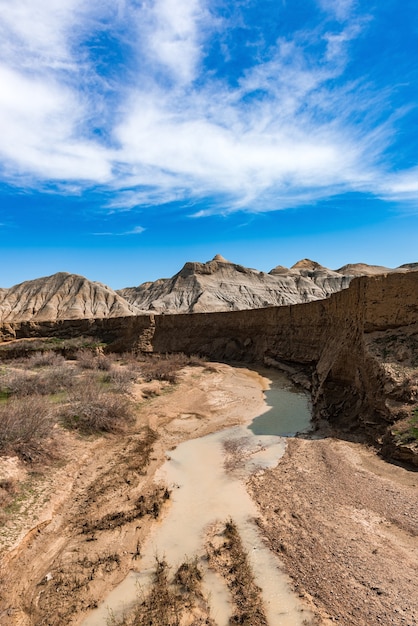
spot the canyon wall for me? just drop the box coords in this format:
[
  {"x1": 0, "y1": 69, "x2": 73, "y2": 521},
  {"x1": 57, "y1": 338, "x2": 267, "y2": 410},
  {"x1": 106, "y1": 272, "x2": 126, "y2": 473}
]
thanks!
[{"x1": 1, "y1": 272, "x2": 417, "y2": 458}]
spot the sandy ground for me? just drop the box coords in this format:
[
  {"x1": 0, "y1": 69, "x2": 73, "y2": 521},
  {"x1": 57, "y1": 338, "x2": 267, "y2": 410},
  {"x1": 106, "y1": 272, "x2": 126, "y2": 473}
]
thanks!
[{"x1": 1, "y1": 363, "x2": 417, "y2": 626}]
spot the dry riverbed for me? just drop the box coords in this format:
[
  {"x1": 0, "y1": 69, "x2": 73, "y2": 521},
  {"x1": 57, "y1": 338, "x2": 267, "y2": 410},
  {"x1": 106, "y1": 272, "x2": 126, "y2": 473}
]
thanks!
[{"x1": 0, "y1": 362, "x2": 417, "y2": 626}]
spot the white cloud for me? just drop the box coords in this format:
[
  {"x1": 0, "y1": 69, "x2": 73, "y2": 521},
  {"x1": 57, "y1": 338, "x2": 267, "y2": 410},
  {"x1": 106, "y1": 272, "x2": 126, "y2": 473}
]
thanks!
[
  {"x1": 0, "y1": 0, "x2": 83, "y2": 70},
  {"x1": 141, "y1": 0, "x2": 207, "y2": 84},
  {"x1": 0, "y1": 0, "x2": 414, "y2": 215},
  {"x1": 93, "y1": 225, "x2": 145, "y2": 235},
  {"x1": 0, "y1": 65, "x2": 111, "y2": 182},
  {"x1": 378, "y1": 168, "x2": 418, "y2": 201},
  {"x1": 318, "y1": 0, "x2": 354, "y2": 21}
]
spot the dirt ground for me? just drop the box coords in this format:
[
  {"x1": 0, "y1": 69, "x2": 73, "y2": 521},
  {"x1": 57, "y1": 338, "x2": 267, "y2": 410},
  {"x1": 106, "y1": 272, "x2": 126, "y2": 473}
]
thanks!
[
  {"x1": 0, "y1": 363, "x2": 268, "y2": 625},
  {"x1": 1, "y1": 363, "x2": 417, "y2": 626},
  {"x1": 248, "y1": 437, "x2": 418, "y2": 626}
]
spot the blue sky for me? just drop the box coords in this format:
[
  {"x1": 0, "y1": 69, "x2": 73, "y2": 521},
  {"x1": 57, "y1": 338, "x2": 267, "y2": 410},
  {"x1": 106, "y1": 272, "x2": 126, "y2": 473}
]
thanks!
[{"x1": 0, "y1": 0, "x2": 417, "y2": 288}]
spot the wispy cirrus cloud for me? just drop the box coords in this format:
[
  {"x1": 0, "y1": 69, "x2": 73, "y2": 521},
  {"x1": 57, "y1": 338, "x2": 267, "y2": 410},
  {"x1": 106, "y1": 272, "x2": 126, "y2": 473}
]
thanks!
[
  {"x1": 93, "y1": 225, "x2": 145, "y2": 236},
  {"x1": 138, "y1": 0, "x2": 208, "y2": 85},
  {"x1": 317, "y1": 0, "x2": 354, "y2": 21},
  {"x1": 0, "y1": 0, "x2": 415, "y2": 215}
]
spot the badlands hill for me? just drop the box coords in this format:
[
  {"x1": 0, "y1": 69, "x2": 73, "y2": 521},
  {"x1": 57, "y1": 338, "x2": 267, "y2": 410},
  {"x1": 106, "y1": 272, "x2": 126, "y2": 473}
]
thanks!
[
  {"x1": 118, "y1": 254, "x2": 392, "y2": 314},
  {"x1": 0, "y1": 272, "x2": 142, "y2": 323},
  {"x1": 0, "y1": 256, "x2": 412, "y2": 322}
]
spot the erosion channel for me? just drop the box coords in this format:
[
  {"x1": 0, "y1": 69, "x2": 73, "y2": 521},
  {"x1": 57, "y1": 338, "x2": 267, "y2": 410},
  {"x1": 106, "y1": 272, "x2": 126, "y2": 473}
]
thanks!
[{"x1": 82, "y1": 369, "x2": 313, "y2": 626}]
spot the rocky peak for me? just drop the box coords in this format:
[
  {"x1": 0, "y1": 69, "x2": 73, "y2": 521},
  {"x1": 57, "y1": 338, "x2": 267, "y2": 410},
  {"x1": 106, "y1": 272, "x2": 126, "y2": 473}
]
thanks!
[
  {"x1": 291, "y1": 259, "x2": 326, "y2": 271},
  {"x1": 211, "y1": 254, "x2": 230, "y2": 263}
]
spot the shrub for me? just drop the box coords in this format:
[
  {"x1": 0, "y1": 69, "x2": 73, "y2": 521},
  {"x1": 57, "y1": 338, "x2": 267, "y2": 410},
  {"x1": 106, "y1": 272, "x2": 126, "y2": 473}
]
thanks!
[
  {"x1": 75, "y1": 349, "x2": 100, "y2": 370},
  {"x1": 0, "y1": 478, "x2": 17, "y2": 507},
  {"x1": 75, "y1": 349, "x2": 113, "y2": 372},
  {"x1": 137, "y1": 354, "x2": 186, "y2": 384},
  {"x1": 0, "y1": 365, "x2": 75, "y2": 397},
  {"x1": 59, "y1": 376, "x2": 134, "y2": 434},
  {"x1": 26, "y1": 351, "x2": 65, "y2": 369},
  {"x1": 0, "y1": 395, "x2": 54, "y2": 462},
  {"x1": 102, "y1": 367, "x2": 138, "y2": 393}
]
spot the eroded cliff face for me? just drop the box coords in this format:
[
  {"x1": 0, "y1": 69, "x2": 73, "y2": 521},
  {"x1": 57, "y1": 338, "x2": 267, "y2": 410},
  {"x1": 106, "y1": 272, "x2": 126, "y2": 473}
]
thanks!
[
  {"x1": 1, "y1": 272, "x2": 417, "y2": 464},
  {"x1": 117, "y1": 256, "x2": 356, "y2": 313},
  {"x1": 0, "y1": 273, "x2": 142, "y2": 322}
]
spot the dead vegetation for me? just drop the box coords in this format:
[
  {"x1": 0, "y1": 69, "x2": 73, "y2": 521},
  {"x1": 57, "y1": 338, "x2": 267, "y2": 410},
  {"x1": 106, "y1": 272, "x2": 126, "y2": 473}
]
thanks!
[
  {"x1": 0, "y1": 395, "x2": 55, "y2": 463},
  {"x1": 0, "y1": 349, "x2": 204, "y2": 465},
  {"x1": 109, "y1": 557, "x2": 214, "y2": 626},
  {"x1": 135, "y1": 352, "x2": 205, "y2": 384},
  {"x1": 59, "y1": 375, "x2": 135, "y2": 434},
  {"x1": 81, "y1": 486, "x2": 170, "y2": 535},
  {"x1": 206, "y1": 519, "x2": 268, "y2": 626},
  {"x1": 0, "y1": 336, "x2": 107, "y2": 361}
]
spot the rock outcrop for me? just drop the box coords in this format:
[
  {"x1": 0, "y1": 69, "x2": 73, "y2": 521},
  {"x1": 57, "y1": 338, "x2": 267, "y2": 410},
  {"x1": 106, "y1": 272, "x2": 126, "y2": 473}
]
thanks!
[
  {"x1": 118, "y1": 256, "x2": 360, "y2": 314},
  {"x1": 0, "y1": 273, "x2": 142, "y2": 322}
]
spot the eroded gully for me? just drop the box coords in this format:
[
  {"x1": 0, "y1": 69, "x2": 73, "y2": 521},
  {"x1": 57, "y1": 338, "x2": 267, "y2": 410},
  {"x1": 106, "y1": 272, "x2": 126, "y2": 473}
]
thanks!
[{"x1": 82, "y1": 370, "x2": 313, "y2": 626}]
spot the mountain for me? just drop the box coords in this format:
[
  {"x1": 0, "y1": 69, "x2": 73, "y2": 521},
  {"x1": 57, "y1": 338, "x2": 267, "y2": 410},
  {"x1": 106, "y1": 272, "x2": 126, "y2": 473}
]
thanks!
[
  {"x1": 0, "y1": 258, "x2": 414, "y2": 323},
  {"x1": 0, "y1": 272, "x2": 142, "y2": 323},
  {"x1": 117, "y1": 256, "x2": 354, "y2": 314},
  {"x1": 335, "y1": 263, "x2": 391, "y2": 276}
]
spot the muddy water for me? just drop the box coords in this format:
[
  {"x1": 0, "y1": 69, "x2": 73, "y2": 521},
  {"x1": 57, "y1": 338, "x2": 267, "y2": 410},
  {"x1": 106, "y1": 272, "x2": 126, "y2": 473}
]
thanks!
[
  {"x1": 82, "y1": 371, "x2": 312, "y2": 626},
  {"x1": 250, "y1": 370, "x2": 312, "y2": 437}
]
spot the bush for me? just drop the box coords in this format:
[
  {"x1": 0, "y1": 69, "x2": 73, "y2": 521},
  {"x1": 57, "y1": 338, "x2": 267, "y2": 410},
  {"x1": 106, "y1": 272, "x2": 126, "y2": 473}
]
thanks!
[
  {"x1": 136, "y1": 353, "x2": 191, "y2": 384},
  {"x1": 26, "y1": 351, "x2": 65, "y2": 369},
  {"x1": 102, "y1": 367, "x2": 138, "y2": 393},
  {"x1": 0, "y1": 365, "x2": 75, "y2": 397},
  {"x1": 0, "y1": 396, "x2": 54, "y2": 462},
  {"x1": 76, "y1": 349, "x2": 113, "y2": 371},
  {"x1": 59, "y1": 376, "x2": 134, "y2": 434},
  {"x1": 75, "y1": 349, "x2": 99, "y2": 370}
]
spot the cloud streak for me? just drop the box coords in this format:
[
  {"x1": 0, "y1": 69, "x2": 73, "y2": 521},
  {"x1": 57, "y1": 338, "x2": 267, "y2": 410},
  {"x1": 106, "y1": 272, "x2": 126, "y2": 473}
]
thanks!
[{"x1": 0, "y1": 0, "x2": 415, "y2": 214}]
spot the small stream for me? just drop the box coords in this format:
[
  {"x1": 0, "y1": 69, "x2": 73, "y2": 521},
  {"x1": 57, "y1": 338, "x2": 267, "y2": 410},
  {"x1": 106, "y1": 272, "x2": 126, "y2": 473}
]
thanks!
[{"x1": 82, "y1": 369, "x2": 312, "y2": 626}]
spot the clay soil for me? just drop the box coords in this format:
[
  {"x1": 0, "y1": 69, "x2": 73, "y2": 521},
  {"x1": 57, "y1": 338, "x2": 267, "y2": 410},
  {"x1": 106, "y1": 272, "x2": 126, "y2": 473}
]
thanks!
[
  {"x1": 1, "y1": 363, "x2": 417, "y2": 626},
  {"x1": 249, "y1": 437, "x2": 418, "y2": 626}
]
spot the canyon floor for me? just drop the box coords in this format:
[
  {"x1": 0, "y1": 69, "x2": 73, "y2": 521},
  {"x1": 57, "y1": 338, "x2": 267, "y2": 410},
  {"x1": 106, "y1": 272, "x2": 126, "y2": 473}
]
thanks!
[{"x1": 0, "y1": 362, "x2": 417, "y2": 626}]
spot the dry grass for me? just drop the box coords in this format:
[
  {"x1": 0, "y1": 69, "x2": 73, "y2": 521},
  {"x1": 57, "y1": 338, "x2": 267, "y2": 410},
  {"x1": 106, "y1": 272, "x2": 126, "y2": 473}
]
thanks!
[
  {"x1": 0, "y1": 337, "x2": 107, "y2": 361},
  {"x1": 59, "y1": 375, "x2": 134, "y2": 434},
  {"x1": 207, "y1": 519, "x2": 268, "y2": 626},
  {"x1": 136, "y1": 352, "x2": 204, "y2": 384},
  {"x1": 0, "y1": 365, "x2": 75, "y2": 397},
  {"x1": 0, "y1": 395, "x2": 55, "y2": 463},
  {"x1": 109, "y1": 556, "x2": 213, "y2": 626},
  {"x1": 26, "y1": 351, "x2": 65, "y2": 368}
]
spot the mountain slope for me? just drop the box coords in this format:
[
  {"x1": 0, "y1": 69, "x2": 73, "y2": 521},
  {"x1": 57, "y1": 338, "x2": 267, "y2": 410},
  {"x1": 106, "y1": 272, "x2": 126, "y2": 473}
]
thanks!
[
  {"x1": 118, "y1": 256, "x2": 354, "y2": 314},
  {"x1": 0, "y1": 272, "x2": 142, "y2": 322}
]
